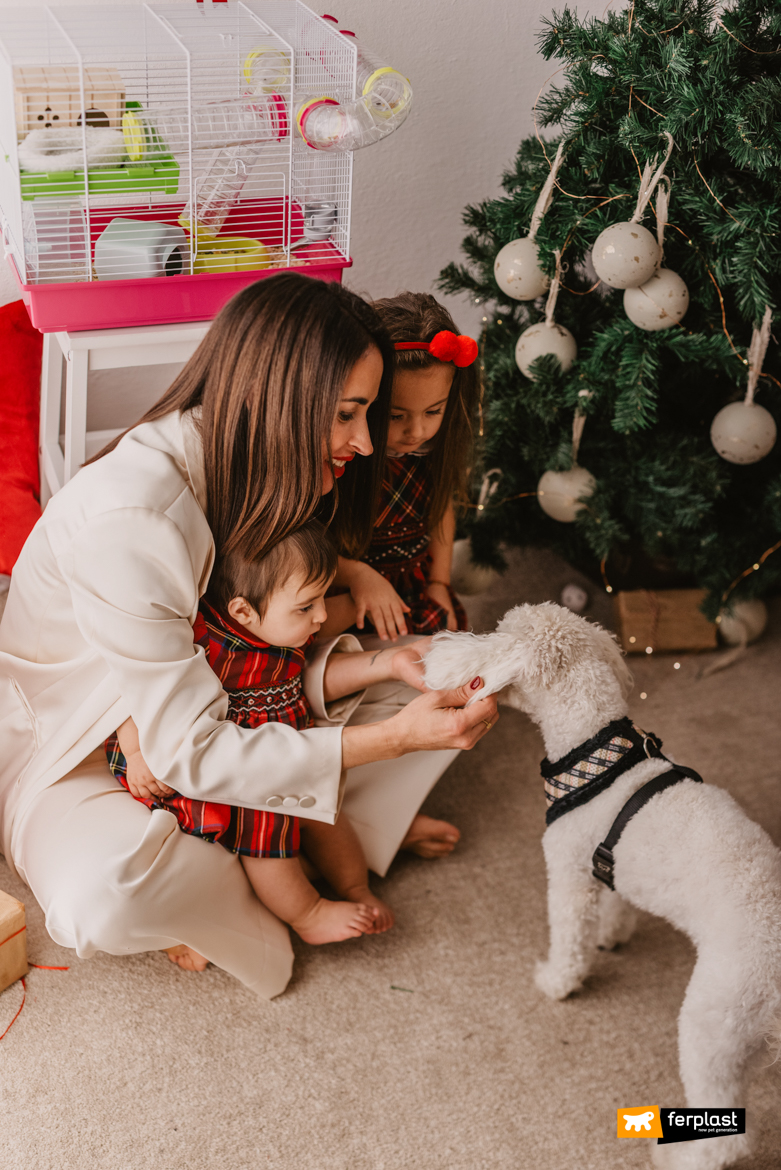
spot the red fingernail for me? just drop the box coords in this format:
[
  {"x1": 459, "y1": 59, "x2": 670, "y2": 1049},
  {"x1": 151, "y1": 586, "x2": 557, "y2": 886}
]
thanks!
[{"x1": 470, "y1": 677, "x2": 482, "y2": 690}]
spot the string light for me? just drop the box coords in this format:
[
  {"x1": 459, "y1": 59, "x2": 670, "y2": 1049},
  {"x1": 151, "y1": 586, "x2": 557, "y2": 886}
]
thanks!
[{"x1": 720, "y1": 538, "x2": 781, "y2": 607}]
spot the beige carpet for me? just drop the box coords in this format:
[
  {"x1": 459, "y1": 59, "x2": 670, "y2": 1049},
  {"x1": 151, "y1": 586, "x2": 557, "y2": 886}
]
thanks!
[{"x1": 1, "y1": 549, "x2": 780, "y2": 1170}]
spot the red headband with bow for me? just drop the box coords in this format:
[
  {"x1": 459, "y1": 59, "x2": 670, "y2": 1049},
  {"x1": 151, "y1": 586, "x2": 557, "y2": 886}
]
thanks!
[{"x1": 394, "y1": 330, "x2": 478, "y2": 368}]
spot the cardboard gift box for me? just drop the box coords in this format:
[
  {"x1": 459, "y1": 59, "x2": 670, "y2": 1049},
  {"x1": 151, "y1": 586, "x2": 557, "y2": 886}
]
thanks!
[
  {"x1": 0, "y1": 889, "x2": 28, "y2": 994},
  {"x1": 614, "y1": 588, "x2": 717, "y2": 654}
]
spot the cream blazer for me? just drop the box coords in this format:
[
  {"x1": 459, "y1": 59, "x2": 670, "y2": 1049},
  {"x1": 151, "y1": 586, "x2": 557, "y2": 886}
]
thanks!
[{"x1": 0, "y1": 410, "x2": 359, "y2": 867}]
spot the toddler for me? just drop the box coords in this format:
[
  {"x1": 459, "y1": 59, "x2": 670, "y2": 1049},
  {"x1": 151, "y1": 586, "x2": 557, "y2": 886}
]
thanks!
[
  {"x1": 323, "y1": 293, "x2": 480, "y2": 642},
  {"x1": 106, "y1": 521, "x2": 425, "y2": 950}
]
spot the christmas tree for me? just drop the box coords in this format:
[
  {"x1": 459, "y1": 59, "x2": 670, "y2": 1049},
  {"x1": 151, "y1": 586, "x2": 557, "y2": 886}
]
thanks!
[{"x1": 439, "y1": 0, "x2": 781, "y2": 617}]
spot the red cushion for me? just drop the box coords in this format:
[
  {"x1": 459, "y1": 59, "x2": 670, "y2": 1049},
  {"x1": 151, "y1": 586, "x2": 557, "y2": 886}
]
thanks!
[{"x1": 0, "y1": 300, "x2": 42, "y2": 576}]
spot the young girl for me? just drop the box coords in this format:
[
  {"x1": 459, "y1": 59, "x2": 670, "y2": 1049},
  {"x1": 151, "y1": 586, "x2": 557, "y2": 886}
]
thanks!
[
  {"x1": 323, "y1": 293, "x2": 480, "y2": 642},
  {"x1": 105, "y1": 521, "x2": 427, "y2": 955}
]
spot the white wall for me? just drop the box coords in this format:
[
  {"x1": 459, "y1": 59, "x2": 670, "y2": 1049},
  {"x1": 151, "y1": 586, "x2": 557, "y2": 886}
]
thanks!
[{"x1": 0, "y1": 0, "x2": 601, "y2": 416}]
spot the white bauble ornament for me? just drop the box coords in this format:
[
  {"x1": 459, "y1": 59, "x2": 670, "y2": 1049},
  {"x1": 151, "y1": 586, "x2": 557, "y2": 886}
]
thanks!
[
  {"x1": 494, "y1": 237, "x2": 550, "y2": 301},
  {"x1": 591, "y1": 221, "x2": 660, "y2": 289},
  {"x1": 623, "y1": 268, "x2": 689, "y2": 331},
  {"x1": 561, "y1": 583, "x2": 588, "y2": 613},
  {"x1": 450, "y1": 538, "x2": 499, "y2": 596},
  {"x1": 710, "y1": 401, "x2": 777, "y2": 464},
  {"x1": 515, "y1": 322, "x2": 577, "y2": 379},
  {"x1": 537, "y1": 466, "x2": 596, "y2": 523},
  {"x1": 717, "y1": 599, "x2": 768, "y2": 646}
]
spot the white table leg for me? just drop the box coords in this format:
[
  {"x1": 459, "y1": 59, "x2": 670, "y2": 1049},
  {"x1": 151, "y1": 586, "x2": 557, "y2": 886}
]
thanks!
[
  {"x1": 39, "y1": 333, "x2": 65, "y2": 505},
  {"x1": 63, "y1": 346, "x2": 89, "y2": 485}
]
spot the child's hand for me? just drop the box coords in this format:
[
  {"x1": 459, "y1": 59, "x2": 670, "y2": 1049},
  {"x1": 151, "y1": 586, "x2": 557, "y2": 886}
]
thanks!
[
  {"x1": 125, "y1": 750, "x2": 175, "y2": 802},
  {"x1": 426, "y1": 582, "x2": 459, "y2": 632},
  {"x1": 347, "y1": 562, "x2": 410, "y2": 641},
  {"x1": 388, "y1": 638, "x2": 432, "y2": 692}
]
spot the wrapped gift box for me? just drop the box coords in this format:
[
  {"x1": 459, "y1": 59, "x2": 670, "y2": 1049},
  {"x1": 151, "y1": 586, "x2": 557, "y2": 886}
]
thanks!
[
  {"x1": 614, "y1": 589, "x2": 717, "y2": 653},
  {"x1": 0, "y1": 889, "x2": 28, "y2": 994}
]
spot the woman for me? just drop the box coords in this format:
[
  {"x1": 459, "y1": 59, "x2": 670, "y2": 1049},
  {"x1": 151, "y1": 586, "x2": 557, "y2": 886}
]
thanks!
[{"x1": 0, "y1": 274, "x2": 498, "y2": 998}]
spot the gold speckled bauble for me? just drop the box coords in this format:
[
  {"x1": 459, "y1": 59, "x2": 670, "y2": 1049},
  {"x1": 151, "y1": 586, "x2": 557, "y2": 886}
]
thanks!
[
  {"x1": 494, "y1": 237, "x2": 550, "y2": 301},
  {"x1": 515, "y1": 322, "x2": 577, "y2": 379},
  {"x1": 450, "y1": 538, "x2": 499, "y2": 596},
  {"x1": 623, "y1": 268, "x2": 689, "y2": 331},
  {"x1": 710, "y1": 401, "x2": 777, "y2": 464},
  {"x1": 591, "y1": 221, "x2": 660, "y2": 289},
  {"x1": 717, "y1": 599, "x2": 768, "y2": 646},
  {"x1": 537, "y1": 466, "x2": 596, "y2": 522}
]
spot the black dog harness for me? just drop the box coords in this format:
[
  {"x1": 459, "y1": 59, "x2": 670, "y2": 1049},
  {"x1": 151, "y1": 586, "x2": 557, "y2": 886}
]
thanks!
[{"x1": 540, "y1": 717, "x2": 703, "y2": 891}]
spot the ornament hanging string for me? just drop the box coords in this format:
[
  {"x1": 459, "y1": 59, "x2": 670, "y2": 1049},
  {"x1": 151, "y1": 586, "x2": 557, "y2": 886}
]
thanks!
[
  {"x1": 631, "y1": 132, "x2": 674, "y2": 223},
  {"x1": 654, "y1": 177, "x2": 670, "y2": 251},
  {"x1": 528, "y1": 142, "x2": 566, "y2": 241},
  {"x1": 571, "y1": 390, "x2": 592, "y2": 463},
  {"x1": 544, "y1": 250, "x2": 564, "y2": 326},
  {"x1": 745, "y1": 306, "x2": 773, "y2": 405},
  {"x1": 475, "y1": 468, "x2": 502, "y2": 513},
  {"x1": 466, "y1": 467, "x2": 538, "y2": 513}
]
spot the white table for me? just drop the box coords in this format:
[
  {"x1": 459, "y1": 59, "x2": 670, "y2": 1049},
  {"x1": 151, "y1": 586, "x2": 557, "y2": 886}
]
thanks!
[{"x1": 39, "y1": 320, "x2": 212, "y2": 505}]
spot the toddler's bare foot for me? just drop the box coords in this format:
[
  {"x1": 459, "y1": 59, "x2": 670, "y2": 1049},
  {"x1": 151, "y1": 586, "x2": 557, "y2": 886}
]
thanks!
[
  {"x1": 343, "y1": 885, "x2": 394, "y2": 933},
  {"x1": 401, "y1": 814, "x2": 460, "y2": 859},
  {"x1": 293, "y1": 899, "x2": 375, "y2": 946},
  {"x1": 164, "y1": 944, "x2": 209, "y2": 971}
]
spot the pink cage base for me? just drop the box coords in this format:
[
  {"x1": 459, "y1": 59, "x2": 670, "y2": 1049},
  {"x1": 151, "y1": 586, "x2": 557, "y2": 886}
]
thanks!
[{"x1": 10, "y1": 198, "x2": 351, "y2": 333}]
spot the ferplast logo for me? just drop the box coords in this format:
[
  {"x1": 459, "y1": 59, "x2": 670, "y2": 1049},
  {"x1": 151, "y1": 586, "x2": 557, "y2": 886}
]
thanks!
[
  {"x1": 658, "y1": 1110, "x2": 746, "y2": 1145},
  {"x1": 617, "y1": 1107, "x2": 746, "y2": 1144},
  {"x1": 617, "y1": 1107, "x2": 663, "y2": 1139}
]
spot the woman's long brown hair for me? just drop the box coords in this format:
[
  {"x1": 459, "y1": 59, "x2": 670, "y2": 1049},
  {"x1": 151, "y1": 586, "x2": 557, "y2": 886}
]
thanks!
[
  {"x1": 90, "y1": 273, "x2": 393, "y2": 561},
  {"x1": 371, "y1": 292, "x2": 480, "y2": 533}
]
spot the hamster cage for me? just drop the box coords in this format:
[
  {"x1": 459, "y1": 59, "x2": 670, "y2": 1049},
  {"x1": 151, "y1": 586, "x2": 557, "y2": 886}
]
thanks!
[{"x1": 0, "y1": 1, "x2": 412, "y2": 331}]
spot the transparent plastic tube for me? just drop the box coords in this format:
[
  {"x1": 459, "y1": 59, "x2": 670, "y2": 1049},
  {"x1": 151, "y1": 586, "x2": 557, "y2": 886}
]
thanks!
[
  {"x1": 179, "y1": 144, "x2": 264, "y2": 239},
  {"x1": 296, "y1": 95, "x2": 383, "y2": 152},
  {"x1": 342, "y1": 30, "x2": 412, "y2": 120},
  {"x1": 122, "y1": 95, "x2": 288, "y2": 159},
  {"x1": 243, "y1": 44, "x2": 292, "y2": 95},
  {"x1": 297, "y1": 18, "x2": 413, "y2": 152}
]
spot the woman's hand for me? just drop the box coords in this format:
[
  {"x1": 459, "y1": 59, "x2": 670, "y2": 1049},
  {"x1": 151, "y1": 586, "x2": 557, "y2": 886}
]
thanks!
[
  {"x1": 425, "y1": 582, "x2": 458, "y2": 631},
  {"x1": 124, "y1": 749, "x2": 176, "y2": 802},
  {"x1": 342, "y1": 560, "x2": 410, "y2": 642},
  {"x1": 341, "y1": 678, "x2": 499, "y2": 771}
]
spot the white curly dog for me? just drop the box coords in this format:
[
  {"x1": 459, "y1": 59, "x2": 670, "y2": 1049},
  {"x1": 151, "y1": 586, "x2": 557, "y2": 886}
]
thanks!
[{"x1": 424, "y1": 602, "x2": 781, "y2": 1170}]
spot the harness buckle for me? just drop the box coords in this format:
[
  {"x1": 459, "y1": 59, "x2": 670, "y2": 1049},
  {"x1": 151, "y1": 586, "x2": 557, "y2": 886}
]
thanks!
[{"x1": 592, "y1": 843, "x2": 615, "y2": 890}]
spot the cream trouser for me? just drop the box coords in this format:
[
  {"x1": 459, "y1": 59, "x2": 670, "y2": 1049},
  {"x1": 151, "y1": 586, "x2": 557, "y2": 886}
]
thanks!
[{"x1": 13, "y1": 676, "x2": 459, "y2": 999}]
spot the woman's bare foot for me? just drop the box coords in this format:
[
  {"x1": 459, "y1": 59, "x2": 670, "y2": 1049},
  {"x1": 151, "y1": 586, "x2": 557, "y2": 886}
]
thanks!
[
  {"x1": 164, "y1": 944, "x2": 209, "y2": 972},
  {"x1": 401, "y1": 814, "x2": 461, "y2": 859},
  {"x1": 343, "y1": 885, "x2": 395, "y2": 933},
  {"x1": 293, "y1": 899, "x2": 375, "y2": 946}
]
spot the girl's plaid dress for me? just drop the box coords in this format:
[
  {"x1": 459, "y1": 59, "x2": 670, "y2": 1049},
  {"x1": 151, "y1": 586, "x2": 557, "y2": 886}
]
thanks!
[
  {"x1": 363, "y1": 453, "x2": 467, "y2": 635},
  {"x1": 105, "y1": 599, "x2": 312, "y2": 858}
]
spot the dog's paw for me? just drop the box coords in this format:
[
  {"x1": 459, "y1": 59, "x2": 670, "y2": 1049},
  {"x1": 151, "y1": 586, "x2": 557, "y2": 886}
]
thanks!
[{"x1": 534, "y1": 959, "x2": 582, "y2": 1000}]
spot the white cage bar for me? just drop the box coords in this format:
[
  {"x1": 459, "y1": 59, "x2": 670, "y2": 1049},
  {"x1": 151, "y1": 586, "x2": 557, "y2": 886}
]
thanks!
[{"x1": 0, "y1": 0, "x2": 358, "y2": 331}]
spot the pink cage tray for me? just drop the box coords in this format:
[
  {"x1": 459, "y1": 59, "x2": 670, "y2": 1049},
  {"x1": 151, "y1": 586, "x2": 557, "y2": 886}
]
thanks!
[{"x1": 10, "y1": 198, "x2": 351, "y2": 333}]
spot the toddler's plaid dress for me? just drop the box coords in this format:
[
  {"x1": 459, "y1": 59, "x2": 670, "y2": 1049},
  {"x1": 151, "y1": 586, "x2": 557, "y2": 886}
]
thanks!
[
  {"x1": 363, "y1": 453, "x2": 467, "y2": 635},
  {"x1": 104, "y1": 599, "x2": 312, "y2": 857}
]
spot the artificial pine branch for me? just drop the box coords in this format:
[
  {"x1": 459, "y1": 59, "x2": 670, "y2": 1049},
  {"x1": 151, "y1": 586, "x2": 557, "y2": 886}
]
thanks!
[{"x1": 439, "y1": 0, "x2": 781, "y2": 610}]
